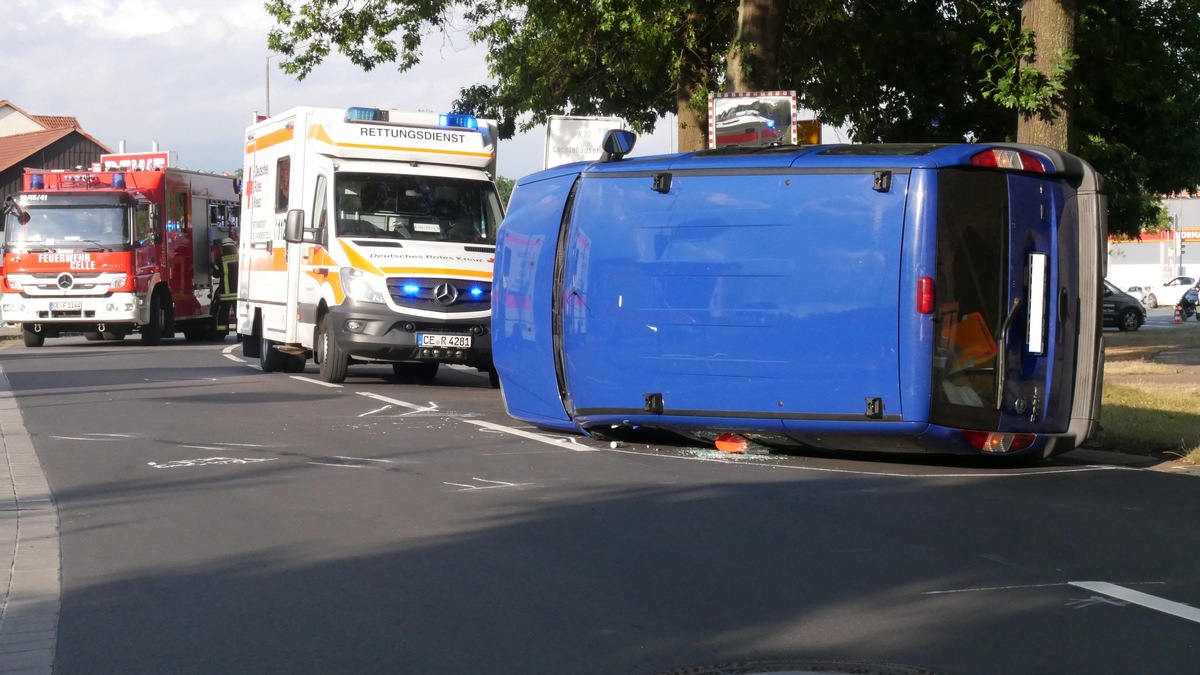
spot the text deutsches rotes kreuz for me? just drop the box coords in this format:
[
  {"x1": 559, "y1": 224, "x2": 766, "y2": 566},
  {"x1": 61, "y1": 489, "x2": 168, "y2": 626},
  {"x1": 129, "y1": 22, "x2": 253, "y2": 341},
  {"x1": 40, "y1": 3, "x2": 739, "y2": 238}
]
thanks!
[{"x1": 37, "y1": 253, "x2": 97, "y2": 270}]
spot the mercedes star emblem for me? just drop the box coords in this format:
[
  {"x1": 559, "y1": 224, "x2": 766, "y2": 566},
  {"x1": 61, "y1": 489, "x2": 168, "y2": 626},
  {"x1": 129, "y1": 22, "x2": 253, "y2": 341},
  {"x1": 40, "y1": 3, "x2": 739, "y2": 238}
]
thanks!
[{"x1": 433, "y1": 282, "x2": 459, "y2": 306}]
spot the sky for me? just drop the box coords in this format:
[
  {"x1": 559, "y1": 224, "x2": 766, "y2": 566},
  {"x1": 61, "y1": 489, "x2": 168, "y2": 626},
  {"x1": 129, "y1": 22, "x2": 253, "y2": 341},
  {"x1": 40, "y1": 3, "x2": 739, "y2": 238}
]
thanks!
[{"x1": 2, "y1": 0, "x2": 678, "y2": 181}]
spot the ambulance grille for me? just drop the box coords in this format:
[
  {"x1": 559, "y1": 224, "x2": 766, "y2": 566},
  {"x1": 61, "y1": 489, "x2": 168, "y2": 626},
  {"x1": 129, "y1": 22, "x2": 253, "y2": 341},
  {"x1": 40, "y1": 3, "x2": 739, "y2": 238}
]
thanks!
[{"x1": 385, "y1": 278, "x2": 491, "y2": 313}]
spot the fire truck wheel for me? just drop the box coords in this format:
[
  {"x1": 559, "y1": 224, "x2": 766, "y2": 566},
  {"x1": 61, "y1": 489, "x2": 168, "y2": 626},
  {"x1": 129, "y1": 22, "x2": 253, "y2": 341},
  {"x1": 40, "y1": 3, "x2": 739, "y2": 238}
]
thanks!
[
  {"x1": 140, "y1": 291, "x2": 167, "y2": 345},
  {"x1": 102, "y1": 329, "x2": 126, "y2": 341},
  {"x1": 21, "y1": 327, "x2": 44, "y2": 348},
  {"x1": 317, "y1": 315, "x2": 349, "y2": 383}
]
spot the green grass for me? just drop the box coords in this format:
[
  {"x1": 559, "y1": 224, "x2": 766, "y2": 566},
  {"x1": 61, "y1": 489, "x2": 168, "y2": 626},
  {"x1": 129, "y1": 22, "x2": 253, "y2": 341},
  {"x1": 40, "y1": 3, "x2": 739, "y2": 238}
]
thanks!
[{"x1": 1099, "y1": 328, "x2": 1200, "y2": 463}]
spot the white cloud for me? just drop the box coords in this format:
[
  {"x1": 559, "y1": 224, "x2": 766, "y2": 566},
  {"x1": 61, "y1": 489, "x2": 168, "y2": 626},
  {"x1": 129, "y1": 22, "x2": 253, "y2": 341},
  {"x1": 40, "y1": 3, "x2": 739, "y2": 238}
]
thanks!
[{"x1": 1, "y1": 0, "x2": 675, "y2": 180}]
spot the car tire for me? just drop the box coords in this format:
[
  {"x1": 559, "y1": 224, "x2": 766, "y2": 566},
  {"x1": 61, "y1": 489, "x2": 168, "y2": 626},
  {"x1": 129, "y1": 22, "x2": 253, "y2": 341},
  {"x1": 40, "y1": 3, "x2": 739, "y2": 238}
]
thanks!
[
  {"x1": 1118, "y1": 308, "x2": 1142, "y2": 332},
  {"x1": 1144, "y1": 293, "x2": 1158, "y2": 309}
]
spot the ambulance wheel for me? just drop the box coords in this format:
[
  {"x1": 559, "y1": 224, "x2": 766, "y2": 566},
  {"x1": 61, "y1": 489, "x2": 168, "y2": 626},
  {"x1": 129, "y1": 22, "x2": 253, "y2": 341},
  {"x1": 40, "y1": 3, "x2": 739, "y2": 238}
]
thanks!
[
  {"x1": 140, "y1": 291, "x2": 167, "y2": 345},
  {"x1": 84, "y1": 331, "x2": 103, "y2": 341},
  {"x1": 283, "y1": 353, "x2": 307, "y2": 373},
  {"x1": 317, "y1": 315, "x2": 348, "y2": 383},
  {"x1": 259, "y1": 334, "x2": 287, "y2": 373},
  {"x1": 21, "y1": 326, "x2": 44, "y2": 348},
  {"x1": 391, "y1": 362, "x2": 438, "y2": 382}
]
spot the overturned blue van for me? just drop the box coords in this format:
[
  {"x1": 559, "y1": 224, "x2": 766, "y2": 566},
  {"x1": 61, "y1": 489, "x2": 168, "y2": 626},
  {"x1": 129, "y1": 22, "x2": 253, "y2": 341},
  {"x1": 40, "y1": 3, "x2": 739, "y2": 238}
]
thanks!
[{"x1": 492, "y1": 134, "x2": 1106, "y2": 458}]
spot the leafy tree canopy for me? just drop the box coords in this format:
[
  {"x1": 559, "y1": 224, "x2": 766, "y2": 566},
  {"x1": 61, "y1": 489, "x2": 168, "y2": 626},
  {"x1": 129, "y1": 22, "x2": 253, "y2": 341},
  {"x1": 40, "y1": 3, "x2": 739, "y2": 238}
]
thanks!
[{"x1": 266, "y1": 0, "x2": 1200, "y2": 237}]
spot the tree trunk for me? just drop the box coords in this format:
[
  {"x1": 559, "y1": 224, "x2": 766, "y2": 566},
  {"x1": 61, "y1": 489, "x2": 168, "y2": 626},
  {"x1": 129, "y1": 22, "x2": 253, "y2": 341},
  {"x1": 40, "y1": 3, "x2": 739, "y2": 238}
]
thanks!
[
  {"x1": 1017, "y1": 0, "x2": 1076, "y2": 151},
  {"x1": 676, "y1": 11, "x2": 712, "y2": 152},
  {"x1": 726, "y1": 0, "x2": 787, "y2": 92}
]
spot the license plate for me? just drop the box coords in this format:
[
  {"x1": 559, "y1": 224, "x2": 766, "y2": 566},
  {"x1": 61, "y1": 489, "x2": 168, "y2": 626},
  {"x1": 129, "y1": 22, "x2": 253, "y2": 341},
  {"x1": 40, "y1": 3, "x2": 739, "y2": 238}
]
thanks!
[
  {"x1": 417, "y1": 333, "x2": 472, "y2": 348},
  {"x1": 51, "y1": 301, "x2": 82, "y2": 310}
]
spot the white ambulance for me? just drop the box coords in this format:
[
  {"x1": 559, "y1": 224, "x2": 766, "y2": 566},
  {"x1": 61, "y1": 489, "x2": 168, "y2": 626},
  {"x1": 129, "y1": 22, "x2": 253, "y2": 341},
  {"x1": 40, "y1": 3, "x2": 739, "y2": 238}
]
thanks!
[{"x1": 237, "y1": 106, "x2": 503, "y2": 385}]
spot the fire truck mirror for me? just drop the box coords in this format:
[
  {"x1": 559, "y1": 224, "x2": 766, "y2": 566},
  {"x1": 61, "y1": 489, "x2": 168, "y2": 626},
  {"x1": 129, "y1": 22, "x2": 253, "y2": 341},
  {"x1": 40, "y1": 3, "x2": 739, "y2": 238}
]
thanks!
[{"x1": 284, "y1": 209, "x2": 306, "y2": 244}]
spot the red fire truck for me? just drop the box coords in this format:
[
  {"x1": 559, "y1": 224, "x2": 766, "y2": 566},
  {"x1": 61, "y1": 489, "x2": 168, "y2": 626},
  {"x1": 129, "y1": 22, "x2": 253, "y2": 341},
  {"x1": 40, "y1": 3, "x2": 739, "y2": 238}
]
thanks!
[{"x1": 1, "y1": 164, "x2": 240, "y2": 347}]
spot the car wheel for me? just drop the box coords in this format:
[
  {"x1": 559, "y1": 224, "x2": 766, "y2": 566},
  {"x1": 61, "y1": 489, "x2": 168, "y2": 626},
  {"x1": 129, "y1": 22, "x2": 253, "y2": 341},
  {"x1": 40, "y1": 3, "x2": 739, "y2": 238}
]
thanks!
[
  {"x1": 1144, "y1": 293, "x2": 1157, "y2": 309},
  {"x1": 1118, "y1": 308, "x2": 1142, "y2": 332}
]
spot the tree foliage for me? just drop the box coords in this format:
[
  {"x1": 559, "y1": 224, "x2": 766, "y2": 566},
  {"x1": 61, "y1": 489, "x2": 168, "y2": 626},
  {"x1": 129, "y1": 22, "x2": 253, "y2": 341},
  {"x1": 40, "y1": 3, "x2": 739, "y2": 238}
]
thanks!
[{"x1": 265, "y1": 0, "x2": 1200, "y2": 237}]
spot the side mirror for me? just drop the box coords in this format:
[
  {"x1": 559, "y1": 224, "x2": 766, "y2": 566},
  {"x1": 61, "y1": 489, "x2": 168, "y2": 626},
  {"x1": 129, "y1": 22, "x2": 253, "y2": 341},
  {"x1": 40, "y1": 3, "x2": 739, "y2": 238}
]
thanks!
[
  {"x1": 599, "y1": 129, "x2": 637, "y2": 163},
  {"x1": 284, "y1": 208, "x2": 306, "y2": 243}
]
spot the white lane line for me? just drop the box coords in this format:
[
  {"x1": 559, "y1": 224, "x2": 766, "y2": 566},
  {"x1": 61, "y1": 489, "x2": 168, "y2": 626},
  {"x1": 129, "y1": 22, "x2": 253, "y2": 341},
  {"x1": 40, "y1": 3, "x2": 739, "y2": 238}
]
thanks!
[
  {"x1": 222, "y1": 344, "x2": 241, "y2": 356},
  {"x1": 463, "y1": 419, "x2": 599, "y2": 451},
  {"x1": 359, "y1": 404, "x2": 392, "y2": 418},
  {"x1": 444, "y1": 478, "x2": 533, "y2": 491},
  {"x1": 923, "y1": 582, "x2": 1069, "y2": 595},
  {"x1": 357, "y1": 391, "x2": 438, "y2": 413},
  {"x1": 1070, "y1": 581, "x2": 1200, "y2": 624},
  {"x1": 223, "y1": 353, "x2": 243, "y2": 363},
  {"x1": 333, "y1": 456, "x2": 393, "y2": 463},
  {"x1": 290, "y1": 376, "x2": 342, "y2": 388}
]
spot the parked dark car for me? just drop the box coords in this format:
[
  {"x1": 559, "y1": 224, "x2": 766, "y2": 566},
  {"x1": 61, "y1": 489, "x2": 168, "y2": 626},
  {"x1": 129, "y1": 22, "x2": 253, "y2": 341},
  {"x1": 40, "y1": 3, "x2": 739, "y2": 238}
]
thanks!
[{"x1": 1103, "y1": 280, "x2": 1145, "y2": 331}]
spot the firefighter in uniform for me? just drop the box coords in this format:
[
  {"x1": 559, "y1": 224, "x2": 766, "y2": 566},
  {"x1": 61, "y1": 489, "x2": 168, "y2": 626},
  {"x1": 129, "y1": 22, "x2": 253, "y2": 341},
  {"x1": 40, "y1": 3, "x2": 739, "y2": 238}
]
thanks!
[{"x1": 212, "y1": 237, "x2": 238, "y2": 332}]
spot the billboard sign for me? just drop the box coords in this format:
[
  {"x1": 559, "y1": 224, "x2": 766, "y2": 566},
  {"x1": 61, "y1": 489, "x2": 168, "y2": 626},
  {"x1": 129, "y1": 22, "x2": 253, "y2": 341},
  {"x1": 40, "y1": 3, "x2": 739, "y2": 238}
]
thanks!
[{"x1": 544, "y1": 116, "x2": 627, "y2": 169}]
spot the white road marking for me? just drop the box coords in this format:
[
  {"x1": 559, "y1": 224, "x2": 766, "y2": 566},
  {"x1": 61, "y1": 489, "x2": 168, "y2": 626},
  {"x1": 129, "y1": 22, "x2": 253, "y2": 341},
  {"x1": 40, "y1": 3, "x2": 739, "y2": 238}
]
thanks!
[
  {"x1": 223, "y1": 353, "x2": 243, "y2": 363},
  {"x1": 290, "y1": 376, "x2": 342, "y2": 388},
  {"x1": 50, "y1": 432, "x2": 132, "y2": 441},
  {"x1": 463, "y1": 419, "x2": 598, "y2": 450},
  {"x1": 444, "y1": 477, "x2": 533, "y2": 491},
  {"x1": 222, "y1": 344, "x2": 241, "y2": 356},
  {"x1": 148, "y1": 457, "x2": 279, "y2": 469},
  {"x1": 357, "y1": 391, "x2": 438, "y2": 413},
  {"x1": 359, "y1": 405, "x2": 392, "y2": 418},
  {"x1": 333, "y1": 456, "x2": 393, "y2": 463},
  {"x1": 923, "y1": 582, "x2": 1069, "y2": 595},
  {"x1": 1070, "y1": 581, "x2": 1200, "y2": 624}
]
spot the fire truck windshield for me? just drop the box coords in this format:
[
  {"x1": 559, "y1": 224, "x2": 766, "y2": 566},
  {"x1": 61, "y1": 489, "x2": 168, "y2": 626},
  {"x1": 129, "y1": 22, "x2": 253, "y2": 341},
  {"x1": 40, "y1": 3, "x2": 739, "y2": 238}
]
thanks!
[{"x1": 5, "y1": 204, "x2": 130, "y2": 249}]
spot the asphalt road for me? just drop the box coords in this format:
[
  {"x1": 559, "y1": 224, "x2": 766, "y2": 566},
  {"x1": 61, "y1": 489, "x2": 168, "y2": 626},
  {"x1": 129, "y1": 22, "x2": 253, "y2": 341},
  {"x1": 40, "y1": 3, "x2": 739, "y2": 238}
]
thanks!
[{"x1": 1, "y1": 335, "x2": 1198, "y2": 674}]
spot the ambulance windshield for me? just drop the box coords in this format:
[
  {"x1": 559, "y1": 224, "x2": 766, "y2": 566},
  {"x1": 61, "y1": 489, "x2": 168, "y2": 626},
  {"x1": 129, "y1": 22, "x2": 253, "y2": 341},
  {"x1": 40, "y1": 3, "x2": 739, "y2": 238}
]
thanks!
[
  {"x1": 4, "y1": 204, "x2": 130, "y2": 250},
  {"x1": 333, "y1": 173, "x2": 502, "y2": 244}
]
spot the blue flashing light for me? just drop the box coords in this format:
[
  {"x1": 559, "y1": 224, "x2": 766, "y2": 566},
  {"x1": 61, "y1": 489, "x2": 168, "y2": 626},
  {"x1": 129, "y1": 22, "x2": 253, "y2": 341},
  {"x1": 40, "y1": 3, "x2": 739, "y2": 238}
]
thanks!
[
  {"x1": 30, "y1": 174, "x2": 44, "y2": 190},
  {"x1": 346, "y1": 107, "x2": 383, "y2": 122},
  {"x1": 766, "y1": 119, "x2": 776, "y2": 128},
  {"x1": 469, "y1": 286, "x2": 485, "y2": 298},
  {"x1": 439, "y1": 113, "x2": 478, "y2": 130},
  {"x1": 401, "y1": 283, "x2": 421, "y2": 296},
  {"x1": 112, "y1": 173, "x2": 126, "y2": 189}
]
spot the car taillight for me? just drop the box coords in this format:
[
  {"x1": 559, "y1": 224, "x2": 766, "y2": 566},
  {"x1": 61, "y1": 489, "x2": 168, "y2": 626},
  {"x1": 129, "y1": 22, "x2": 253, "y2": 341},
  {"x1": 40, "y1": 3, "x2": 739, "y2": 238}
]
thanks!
[
  {"x1": 962, "y1": 430, "x2": 1036, "y2": 453},
  {"x1": 970, "y1": 148, "x2": 1046, "y2": 173}
]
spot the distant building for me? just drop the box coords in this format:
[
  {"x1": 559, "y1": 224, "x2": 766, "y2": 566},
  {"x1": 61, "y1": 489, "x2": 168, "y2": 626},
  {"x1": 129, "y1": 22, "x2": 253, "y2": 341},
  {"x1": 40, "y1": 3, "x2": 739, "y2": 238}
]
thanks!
[
  {"x1": 0, "y1": 100, "x2": 112, "y2": 198},
  {"x1": 1107, "y1": 196, "x2": 1200, "y2": 287}
]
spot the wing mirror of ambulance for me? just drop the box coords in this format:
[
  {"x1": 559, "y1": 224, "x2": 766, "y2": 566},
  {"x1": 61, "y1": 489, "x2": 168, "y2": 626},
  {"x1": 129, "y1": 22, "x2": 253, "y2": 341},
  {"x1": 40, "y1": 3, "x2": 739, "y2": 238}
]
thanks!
[{"x1": 284, "y1": 209, "x2": 307, "y2": 244}]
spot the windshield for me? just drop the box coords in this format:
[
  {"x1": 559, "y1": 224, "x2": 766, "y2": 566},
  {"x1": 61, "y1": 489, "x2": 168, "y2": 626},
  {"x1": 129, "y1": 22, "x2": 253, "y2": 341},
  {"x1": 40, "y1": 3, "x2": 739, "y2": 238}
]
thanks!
[
  {"x1": 333, "y1": 172, "x2": 502, "y2": 244},
  {"x1": 4, "y1": 205, "x2": 130, "y2": 248}
]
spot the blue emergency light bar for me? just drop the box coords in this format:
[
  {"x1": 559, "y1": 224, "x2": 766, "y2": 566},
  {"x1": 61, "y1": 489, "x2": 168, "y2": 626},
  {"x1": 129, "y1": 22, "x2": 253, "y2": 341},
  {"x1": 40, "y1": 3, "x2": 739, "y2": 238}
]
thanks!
[
  {"x1": 346, "y1": 107, "x2": 386, "y2": 122},
  {"x1": 439, "y1": 114, "x2": 478, "y2": 130},
  {"x1": 112, "y1": 173, "x2": 126, "y2": 189},
  {"x1": 30, "y1": 174, "x2": 44, "y2": 189}
]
